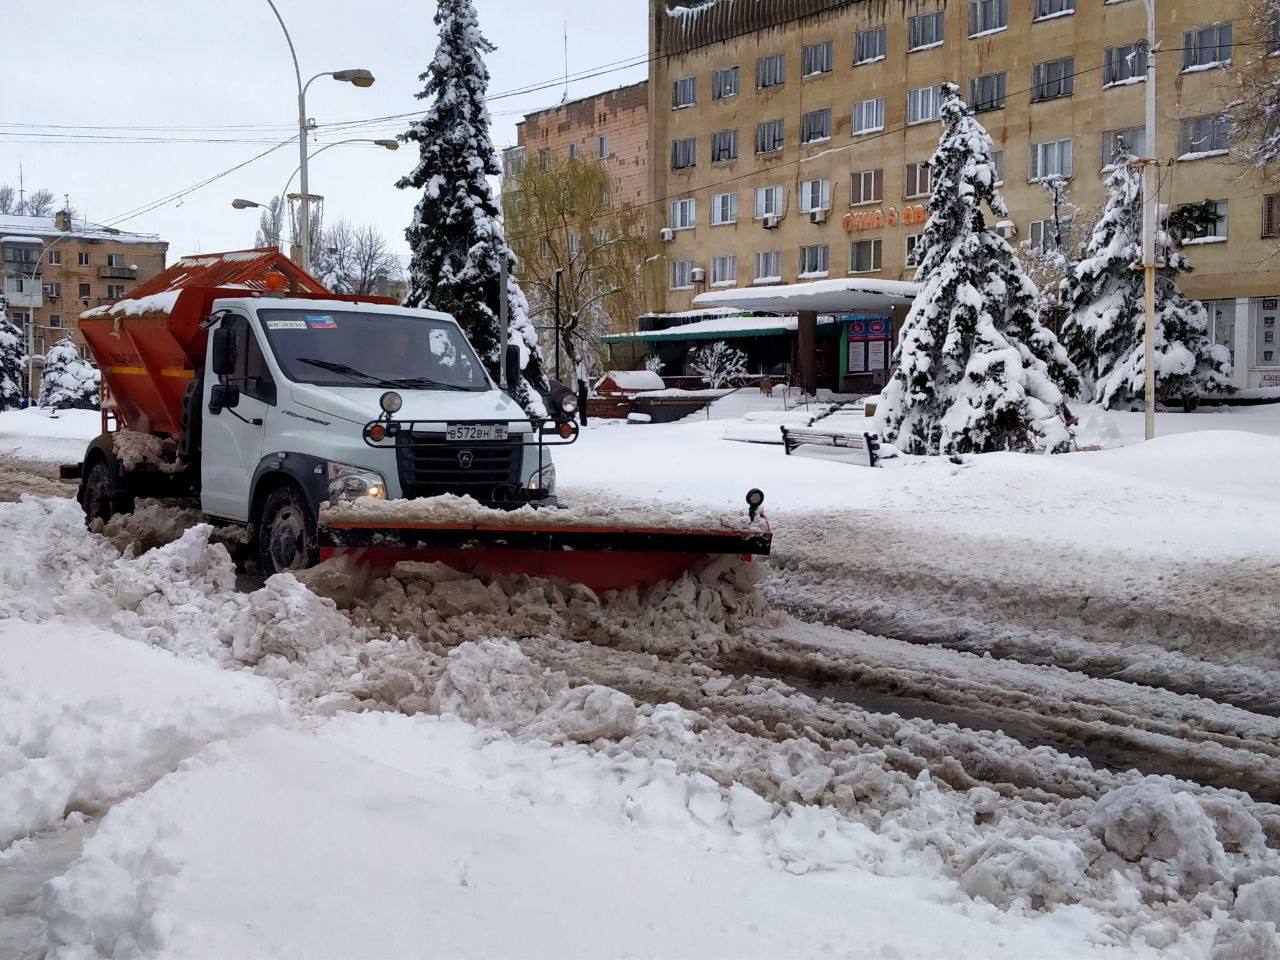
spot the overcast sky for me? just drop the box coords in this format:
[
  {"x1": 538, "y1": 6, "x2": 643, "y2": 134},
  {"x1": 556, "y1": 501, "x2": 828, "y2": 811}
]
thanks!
[{"x1": 0, "y1": 0, "x2": 649, "y2": 260}]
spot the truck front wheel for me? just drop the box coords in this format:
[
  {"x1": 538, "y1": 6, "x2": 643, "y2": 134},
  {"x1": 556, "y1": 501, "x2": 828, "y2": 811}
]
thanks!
[
  {"x1": 82, "y1": 458, "x2": 133, "y2": 526},
  {"x1": 257, "y1": 485, "x2": 318, "y2": 577}
]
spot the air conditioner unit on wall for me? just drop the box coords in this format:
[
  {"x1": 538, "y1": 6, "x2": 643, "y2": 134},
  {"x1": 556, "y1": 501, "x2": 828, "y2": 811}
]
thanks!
[
  {"x1": 995, "y1": 220, "x2": 1017, "y2": 239},
  {"x1": 809, "y1": 208, "x2": 828, "y2": 225},
  {"x1": 690, "y1": 266, "x2": 705, "y2": 283},
  {"x1": 763, "y1": 214, "x2": 780, "y2": 229},
  {"x1": 660, "y1": 227, "x2": 674, "y2": 242}
]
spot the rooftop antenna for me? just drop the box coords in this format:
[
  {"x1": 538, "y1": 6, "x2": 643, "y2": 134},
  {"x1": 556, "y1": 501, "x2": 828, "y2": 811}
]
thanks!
[
  {"x1": 17, "y1": 158, "x2": 24, "y2": 211},
  {"x1": 559, "y1": 20, "x2": 568, "y2": 104}
]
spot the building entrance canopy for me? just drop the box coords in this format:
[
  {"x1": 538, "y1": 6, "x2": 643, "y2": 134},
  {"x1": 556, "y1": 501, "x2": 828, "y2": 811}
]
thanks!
[{"x1": 692, "y1": 277, "x2": 920, "y2": 314}]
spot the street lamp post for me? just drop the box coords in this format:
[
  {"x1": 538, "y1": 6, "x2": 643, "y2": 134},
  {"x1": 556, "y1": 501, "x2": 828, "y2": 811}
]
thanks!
[
  {"x1": 1139, "y1": 0, "x2": 1158, "y2": 440},
  {"x1": 263, "y1": 0, "x2": 374, "y2": 274}
]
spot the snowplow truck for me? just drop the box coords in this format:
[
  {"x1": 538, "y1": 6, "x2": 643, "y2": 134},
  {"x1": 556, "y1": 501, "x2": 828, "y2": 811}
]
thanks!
[{"x1": 67, "y1": 250, "x2": 769, "y2": 589}]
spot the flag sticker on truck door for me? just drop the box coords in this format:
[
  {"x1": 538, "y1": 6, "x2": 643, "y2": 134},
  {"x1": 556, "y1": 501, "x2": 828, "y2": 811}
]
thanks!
[
  {"x1": 306, "y1": 315, "x2": 337, "y2": 329},
  {"x1": 265, "y1": 318, "x2": 308, "y2": 330}
]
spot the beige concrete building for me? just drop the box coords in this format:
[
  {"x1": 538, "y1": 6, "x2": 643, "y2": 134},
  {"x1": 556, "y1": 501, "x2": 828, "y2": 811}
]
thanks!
[
  {"x1": 648, "y1": 0, "x2": 1280, "y2": 390},
  {"x1": 1, "y1": 211, "x2": 167, "y2": 396},
  {"x1": 503, "y1": 80, "x2": 651, "y2": 205}
]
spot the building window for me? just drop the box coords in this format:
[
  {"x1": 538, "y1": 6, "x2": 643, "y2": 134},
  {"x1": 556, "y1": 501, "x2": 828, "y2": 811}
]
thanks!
[
  {"x1": 43, "y1": 281, "x2": 61, "y2": 298},
  {"x1": 78, "y1": 282, "x2": 91, "y2": 299},
  {"x1": 991, "y1": 149, "x2": 1005, "y2": 184},
  {"x1": 969, "y1": 72, "x2": 1006, "y2": 112},
  {"x1": 1183, "y1": 23, "x2": 1232, "y2": 71},
  {"x1": 851, "y1": 169, "x2": 884, "y2": 205},
  {"x1": 670, "y1": 198, "x2": 696, "y2": 230},
  {"x1": 754, "y1": 250, "x2": 782, "y2": 282},
  {"x1": 755, "y1": 119, "x2": 785, "y2": 155},
  {"x1": 78, "y1": 252, "x2": 90, "y2": 267},
  {"x1": 711, "y1": 129, "x2": 739, "y2": 162},
  {"x1": 1102, "y1": 127, "x2": 1146, "y2": 166},
  {"x1": 80, "y1": 345, "x2": 90, "y2": 360},
  {"x1": 907, "y1": 85, "x2": 942, "y2": 124},
  {"x1": 1030, "y1": 139, "x2": 1073, "y2": 179},
  {"x1": 107, "y1": 253, "x2": 125, "y2": 268},
  {"x1": 34, "y1": 335, "x2": 44, "y2": 354},
  {"x1": 1264, "y1": 194, "x2": 1280, "y2": 238},
  {"x1": 849, "y1": 239, "x2": 882, "y2": 273},
  {"x1": 107, "y1": 284, "x2": 126, "y2": 299},
  {"x1": 905, "y1": 161, "x2": 932, "y2": 198},
  {"x1": 673, "y1": 76, "x2": 697, "y2": 109},
  {"x1": 851, "y1": 97, "x2": 885, "y2": 134},
  {"x1": 799, "y1": 244, "x2": 830, "y2": 277},
  {"x1": 48, "y1": 314, "x2": 62, "y2": 328},
  {"x1": 568, "y1": 143, "x2": 578, "y2": 160},
  {"x1": 1032, "y1": 57, "x2": 1075, "y2": 101},
  {"x1": 802, "y1": 40, "x2": 833, "y2": 76},
  {"x1": 1178, "y1": 200, "x2": 1229, "y2": 243},
  {"x1": 712, "y1": 65, "x2": 739, "y2": 99},
  {"x1": 754, "y1": 185, "x2": 783, "y2": 219},
  {"x1": 1270, "y1": 10, "x2": 1280, "y2": 55},
  {"x1": 799, "y1": 178, "x2": 831, "y2": 213},
  {"x1": 597, "y1": 136, "x2": 609, "y2": 158},
  {"x1": 800, "y1": 108, "x2": 831, "y2": 143},
  {"x1": 671, "y1": 260, "x2": 695, "y2": 290},
  {"x1": 1179, "y1": 115, "x2": 1231, "y2": 158},
  {"x1": 671, "y1": 137, "x2": 696, "y2": 170},
  {"x1": 970, "y1": 0, "x2": 1007, "y2": 36},
  {"x1": 908, "y1": 11, "x2": 944, "y2": 51},
  {"x1": 711, "y1": 255, "x2": 737, "y2": 286},
  {"x1": 905, "y1": 234, "x2": 925, "y2": 268},
  {"x1": 1201, "y1": 299, "x2": 1236, "y2": 365},
  {"x1": 855, "y1": 25, "x2": 887, "y2": 64},
  {"x1": 47, "y1": 249, "x2": 61, "y2": 266},
  {"x1": 756, "y1": 53, "x2": 785, "y2": 89},
  {"x1": 1029, "y1": 219, "x2": 1071, "y2": 253},
  {"x1": 711, "y1": 192, "x2": 738, "y2": 225},
  {"x1": 539, "y1": 148, "x2": 553, "y2": 169},
  {"x1": 1104, "y1": 42, "x2": 1148, "y2": 86},
  {"x1": 1033, "y1": 0, "x2": 1074, "y2": 20}
]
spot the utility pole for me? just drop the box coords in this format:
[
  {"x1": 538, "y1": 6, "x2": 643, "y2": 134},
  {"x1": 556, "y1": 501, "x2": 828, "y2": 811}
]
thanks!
[
  {"x1": 498, "y1": 254, "x2": 509, "y2": 387},
  {"x1": 553, "y1": 268, "x2": 563, "y2": 382},
  {"x1": 1140, "y1": 0, "x2": 1158, "y2": 441}
]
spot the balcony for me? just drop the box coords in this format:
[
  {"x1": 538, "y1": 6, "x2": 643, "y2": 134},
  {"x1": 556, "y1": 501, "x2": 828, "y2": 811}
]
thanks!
[
  {"x1": 97, "y1": 265, "x2": 137, "y2": 280},
  {"x1": 3, "y1": 276, "x2": 42, "y2": 309}
]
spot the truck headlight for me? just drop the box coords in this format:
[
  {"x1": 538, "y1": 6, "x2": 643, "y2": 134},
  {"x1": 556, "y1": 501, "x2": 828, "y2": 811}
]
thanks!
[
  {"x1": 558, "y1": 393, "x2": 579, "y2": 416},
  {"x1": 527, "y1": 462, "x2": 556, "y2": 493},
  {"x1": 327, "y1": 461, "x2": 387, "y2": 501}
]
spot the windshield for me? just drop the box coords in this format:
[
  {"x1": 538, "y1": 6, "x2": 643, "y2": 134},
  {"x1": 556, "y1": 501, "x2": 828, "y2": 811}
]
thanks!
[{"x1": 258, "y1": 308, "x2": 489, "y2": 391}]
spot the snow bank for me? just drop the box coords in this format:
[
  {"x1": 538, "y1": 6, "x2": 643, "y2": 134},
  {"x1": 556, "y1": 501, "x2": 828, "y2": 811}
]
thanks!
[
  {"x1": 0, "y1": 408, "x2": 98, "y2": 466},
  {"x1": 0, "y1": 619, "x2": 278, "y2": 847},
  {"x1": 42, "y1": 716, "x2": 1154, "y2": 960}
]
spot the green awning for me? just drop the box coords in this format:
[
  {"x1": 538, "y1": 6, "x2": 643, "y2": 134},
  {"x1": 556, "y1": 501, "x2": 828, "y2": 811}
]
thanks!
[{"x1": 605, "y1": 313, "x2": 842, "y2": 344}]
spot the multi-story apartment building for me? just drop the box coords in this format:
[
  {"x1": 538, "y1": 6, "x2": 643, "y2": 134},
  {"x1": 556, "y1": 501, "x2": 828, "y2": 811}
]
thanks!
[
  {"x1": 503, "y1": 80, "x2": 651, "y2": 205},
  {"x1": 1, "y1": 210, "x2": 167, "y2": 395},
  {"x1": 649, "y1": 0, "x2": 1280, "y2": 390}
]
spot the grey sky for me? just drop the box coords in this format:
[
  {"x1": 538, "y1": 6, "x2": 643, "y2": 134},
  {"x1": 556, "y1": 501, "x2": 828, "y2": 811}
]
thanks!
[{"x1": 0, "y1": 0, "x2": 648, "y2": 259}]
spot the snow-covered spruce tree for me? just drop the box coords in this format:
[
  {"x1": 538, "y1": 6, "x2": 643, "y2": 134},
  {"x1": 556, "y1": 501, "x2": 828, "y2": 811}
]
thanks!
[
  {"x1": 0, "y1": 297, "x2": 26, "y2": 411},
  {"x1": 689, "y1": 342, "x2": 747, "y2": 389},
  {"x1": 1059, "y1": 153, "x2": 1232, "y2": 408},
  {"x1": 38, "y1": 337, "x2": 99, "y2": 410},
  {"x1": 877, "y1": 84, "x2": 1080, "y2": 456},
  {"x1": 397, "y1": 0, "x2": 548, "y2": 411}
]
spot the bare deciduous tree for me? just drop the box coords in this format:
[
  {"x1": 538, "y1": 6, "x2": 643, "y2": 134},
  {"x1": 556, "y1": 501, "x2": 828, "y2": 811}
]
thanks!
[
  {"x1": 0, "y1": 185, "x2": 16, "y2": 216},
  {"x1": 254, "y1": 197, "x2": 286, "y2": 249},
  {"x1": 501, "y1": 153, "x2": 661, "y2": 383},
  {"x1": 22, "y1": 189, "x2": 56, "y2": 218},
  {"x1": 1231, "y1": 0, "x2": 1280, "y2": 172},
  {"x1": 349, "y1": 224, "x2": 402, "y2": 295}
]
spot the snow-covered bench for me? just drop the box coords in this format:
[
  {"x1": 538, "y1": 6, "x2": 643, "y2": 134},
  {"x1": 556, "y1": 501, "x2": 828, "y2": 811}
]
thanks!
[{"x1": 780, "y1": 426, "x2": 881, "y2": 467}]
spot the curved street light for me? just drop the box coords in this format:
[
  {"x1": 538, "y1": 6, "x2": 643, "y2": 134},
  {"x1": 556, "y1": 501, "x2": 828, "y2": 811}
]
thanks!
[{"x1": 263, "y1": 0, "x2": 375, "y2": 273}]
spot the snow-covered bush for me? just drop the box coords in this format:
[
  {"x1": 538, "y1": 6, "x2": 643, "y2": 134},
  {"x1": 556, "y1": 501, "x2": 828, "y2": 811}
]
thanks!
[
  {"x1": 397, "y1": 0, "x2": 547, "y2": 413},
  {"x1": 689, "y1": 342, "x2": 747, "y2": 389},
  {"x1": 877, "y1": 83, "x2": 1079, "y2": 455},
  {"x1": 38, "y1": 336, "x2": 99, "y2": 410},
  {"x1": 1059, "y1": 153, "x2": 1232, "y2": 408},
  {"x1": 0, "y1": 297, "x2": 25, "y2": 411},
  {"x1": 644, "y1": 354, "x2": 664, "y2": 374}
]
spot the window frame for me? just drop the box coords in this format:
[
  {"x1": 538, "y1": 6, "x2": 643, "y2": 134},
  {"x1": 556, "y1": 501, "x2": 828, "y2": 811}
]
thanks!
[
  {"x1": 969, "y1": 0, "x2": 1008, "y2": 37},
  {"x1": 1179, "y1": 114, "x2": 1232, "y2": 157},
  {"x1": 712, "y1": 65, "x2": 740, "y2": 100},
  {"x1": 905, "y1": 161, "x2": 932, "y2": 198},
  {"x1": 1183, "y1": 23, "x2": 1233, "y2": 72},
  {"x1": 907, "y1": 11, "x2": 945, "y2": 51},
  {"x1": 1029, "y1": 138, "x2": 1073, "y2": 180},
  {"x1": 671, "y1": 259, "x2": 695, "y2": 290},
  {"x1": 671, "y1": 137, "x2": 697, "y2": 170},
  {"x1": 1032, "y1": 57, "x2": 1075, "y2": 102},
  {"x1": 968, "y1": 71, "x2": 1006, "y2": 112},
  {"x1": 1178, "y1": 199, "x2": 1229, "y2": 244},
  {"x1": 1264, "y1": 193, "x2": 1280, "y2": 239},
  {"x1": 1104, "y1": 41, "x2": 1148, "y2": 86},
  {"x1": 798, "y1": 178, "x2": 832, "y2": 213},
  {"x1": 754, "y1": 249, "x2": 783, "y2": 283},
  {"x1": 670, "y1": 198, "x2": 697, "y2": 231},
  {"x1": 850, "y1": 168, "x2": 884, "y2": 206},
  {"x1": 754, "y1": 185, "x2": 783, "y2": 220},
  {"x1": 905, "y1": 233, "x2": 925, "y2": 268},
  {"x1": 849, "y1": 238, "x2": 883, "y2": 274},
  {"x1": 77, "y1": 252, "x2": 90, "y2": 267},
  {"x1": 800, "y1": 108, "x2": 832, "y2": 144},
  {"x1": 672, "y1": 76, "x2": 697, "y2": 109},
  {"x1": 907, "y1": 85, "x2": 942, "y2": 125},
  {"x1": 711, "y1": 128, "x2": 739, "y2": 163},
  {"x1": 597, "y1": 135, "x2": 609, "y2": 159},
  {"x1": 798, "y1": 243, "x2": 830, "y2": 277},
  {"x1": 851, "y1": 96, "x2": 886, "y2": 135},
  {"x1": 1033, "y1": 0, "x2": 1075, "y2": 21},
  {"x1": 854, "y1": 25, "x2": 888, "y2": 64},
  {"x1": 1102, "y1": 127, "x2": 1146, "y2": 167},
  {"x1": 754, "y1": 118, "x2": 785, "y2": 155},
  {"x1": 710, "y1": 255, "x2": 737, "y2": 287},
  {"x1": 802, "y1": 40, "x2": 834, "y2": 76},
  {"x1": 756, "y1": 52, "x2": 786, "y2": 89},
  {"x1": 711, "y1": 192, "x2": 739, "y2": 226},
  {"x1": 47, "y1": 249, "x2": 61, "y2": 266}
]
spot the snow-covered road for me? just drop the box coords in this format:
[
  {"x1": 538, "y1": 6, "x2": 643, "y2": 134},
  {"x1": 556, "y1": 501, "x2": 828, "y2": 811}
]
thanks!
[{"x1": 2, "y1": 399, "x2": 1279, "y2": 958}]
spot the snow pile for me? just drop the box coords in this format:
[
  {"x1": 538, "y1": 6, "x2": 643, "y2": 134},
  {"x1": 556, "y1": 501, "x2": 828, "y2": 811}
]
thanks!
[
  {"x1": 322, "y1": 490, "x2": 761, "y2": 532},
  {"x1": 0, "y1": 619, "x2": 278, "y2": 847},
  {"x1": 110, "y1": 432, "x2": 182, "y2": 473}
]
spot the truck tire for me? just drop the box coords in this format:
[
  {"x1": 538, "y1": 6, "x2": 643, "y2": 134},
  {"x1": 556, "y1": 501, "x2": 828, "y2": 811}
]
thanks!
[
  {"x1": 257, "y1": 485, "x2": 318, "y2": 577},
  {"x1": 82, "y1": 457, "x2": 134, "y2": 527}
]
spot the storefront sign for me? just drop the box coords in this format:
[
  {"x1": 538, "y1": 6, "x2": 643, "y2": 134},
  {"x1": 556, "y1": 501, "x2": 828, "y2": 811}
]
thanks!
[
  {"x1": 842, "y1": 205, "x2": 929, "y2": 233},
  {"x1": 846, "y1": 317, "x2": 893, "y2": 341}
]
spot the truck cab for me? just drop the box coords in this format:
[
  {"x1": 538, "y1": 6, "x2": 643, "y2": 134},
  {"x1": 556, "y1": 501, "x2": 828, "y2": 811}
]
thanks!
[{"x1": 198, "y1": 297, "x2": 560, "y2": 573}]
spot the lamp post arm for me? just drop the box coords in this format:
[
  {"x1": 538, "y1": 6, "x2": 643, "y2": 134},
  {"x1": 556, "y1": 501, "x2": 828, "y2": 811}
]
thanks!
[{"x1": 265, "y1": 0, "x2": 303, "y2": 97}]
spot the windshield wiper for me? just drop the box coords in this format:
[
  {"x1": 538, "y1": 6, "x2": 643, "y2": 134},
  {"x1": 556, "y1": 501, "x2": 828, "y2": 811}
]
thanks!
[
  {"x1": 295, "y1": 357, "x2": 405, "y2": 389},
  {"x1": 388, "y1": 376, "x2": 473, "y2": 392}
]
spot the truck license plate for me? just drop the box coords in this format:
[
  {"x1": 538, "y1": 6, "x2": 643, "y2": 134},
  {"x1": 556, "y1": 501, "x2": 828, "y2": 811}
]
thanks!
[{"x1": 446, "y1": 423, "x2": 507, "y2": 442}]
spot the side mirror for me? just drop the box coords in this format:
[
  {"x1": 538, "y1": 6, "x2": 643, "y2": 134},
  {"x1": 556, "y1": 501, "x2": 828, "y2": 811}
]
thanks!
[
  {"x1": 504, "y1": 344, "x2": 521, "y2": 390},
  {"x1": 208, "y1": 383, "x2": 240, "y2": 414},
  {"x1": 211, "y1": 326, "x2": 237, "y2": 377}
]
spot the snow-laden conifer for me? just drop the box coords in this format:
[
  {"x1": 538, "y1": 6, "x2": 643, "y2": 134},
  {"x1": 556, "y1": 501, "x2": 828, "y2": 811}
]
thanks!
[
  {"x1": 38, "y1": 336, "x2": 99, "y2": 410},
  {"x1": 878, "y1": 83, "x2": 1079, "y2": 455},
  {"x1": 0, "y1": 297, "x2": 25, "y2": 411}
]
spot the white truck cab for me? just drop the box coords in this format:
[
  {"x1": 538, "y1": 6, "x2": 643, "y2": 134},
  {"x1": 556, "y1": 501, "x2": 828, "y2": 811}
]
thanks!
[{"x1": 198, "y1": 297, "x2": 563, "y2": 572}]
